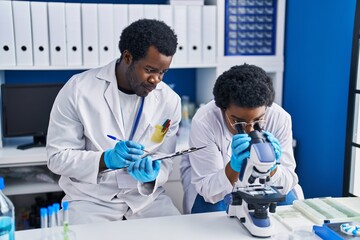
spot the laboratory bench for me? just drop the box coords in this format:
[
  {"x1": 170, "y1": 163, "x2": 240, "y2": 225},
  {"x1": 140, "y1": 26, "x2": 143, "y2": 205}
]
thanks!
[
  {"x1": 16, "y1": 211, "x2": 289, "y2": 240},
  {"x1": 14, "y1": 197, "x2": 360, "y2": 240}
]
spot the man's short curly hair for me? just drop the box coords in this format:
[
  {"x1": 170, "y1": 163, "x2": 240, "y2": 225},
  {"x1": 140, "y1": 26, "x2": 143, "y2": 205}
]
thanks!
[
  {"x1": 213, "y1": 64, "x2": 275, "y2": 109},
  {"x1": 119, "y1": 19, "x2": 178, "y2": 61}
]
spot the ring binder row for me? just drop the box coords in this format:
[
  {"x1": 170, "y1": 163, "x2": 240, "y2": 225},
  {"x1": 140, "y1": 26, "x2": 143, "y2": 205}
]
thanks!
[
  {"x1": 225, "y1": 0, "x2": 277, "y2": 56},
  {"x1": 0, "y1": 1, "x2": 217, "y2": 68}
]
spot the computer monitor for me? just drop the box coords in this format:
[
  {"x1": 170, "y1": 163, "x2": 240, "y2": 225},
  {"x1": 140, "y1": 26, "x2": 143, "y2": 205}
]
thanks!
[{"x1": 1, "y1": 83, "x2": 64, "y2": 150}]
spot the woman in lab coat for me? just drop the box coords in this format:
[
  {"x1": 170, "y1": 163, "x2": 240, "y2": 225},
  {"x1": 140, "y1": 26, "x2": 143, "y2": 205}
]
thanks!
[
  {"x1": 46, "y1": 19, "x2": 181, "y2": 224},
  {"x1": 180, "y1": 64, "x2": 304, "y2": 214}
]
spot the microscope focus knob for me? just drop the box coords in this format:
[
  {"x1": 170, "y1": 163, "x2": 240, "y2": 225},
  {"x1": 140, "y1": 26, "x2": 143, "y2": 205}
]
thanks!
[
  {"x1": 259, "y1": 178, "x2": 266, "y2": 184},
  {"x1": 248, "y1": 175, "x2": 256, "y2": 184},
  {"x1": 266, "y1": 176, "x2": 270, "y2": 182},
  {"x1": 269, "y1": 202, "x2": 277, "y2": 213}
]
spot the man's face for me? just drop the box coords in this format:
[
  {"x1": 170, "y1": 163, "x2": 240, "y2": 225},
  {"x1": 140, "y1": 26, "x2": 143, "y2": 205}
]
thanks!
[
  {"x1": 125, "y1": 46, "x2": 172, "y2": 97},
  {"x1": 224, "y1": 104, "x2": 266, "y2": 135}
]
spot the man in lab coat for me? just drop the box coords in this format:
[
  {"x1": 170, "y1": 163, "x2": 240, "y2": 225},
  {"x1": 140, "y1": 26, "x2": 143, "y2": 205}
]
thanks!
[
  {"x1": 46, "y1": 19, "x2": 181, "y2": 224},
  {"x1": 180, "y1": 64, "x2": 304, "y2": 214}
]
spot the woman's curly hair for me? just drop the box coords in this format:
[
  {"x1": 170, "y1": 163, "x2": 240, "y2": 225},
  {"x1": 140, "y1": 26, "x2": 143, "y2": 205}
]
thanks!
[{"x1": 213, "y1": 64, "x2": 275, "y2": 109}]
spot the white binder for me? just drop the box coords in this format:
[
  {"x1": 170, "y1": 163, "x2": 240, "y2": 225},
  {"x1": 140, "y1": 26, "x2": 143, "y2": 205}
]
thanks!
[
  {"x1": 172, "y1": 5, "x2": 187, "y2": 65},
  {"x1": 0, "y1": 1, "x2": 16, "y2": 66},
  {"x1": 187, "y1": 6, "x2": 202, "y2": 64},
  {"x1": 12, "y1": 1, "x2": 33, "y2": 66},
  {"x1": 128, "y1": 4, "x2": 144, "y2": 24},
  {"x1": 159, "y1": 5, "x2": 173, "y2": 28},
  {"x1": 48, "y1": 2, "x2": 67, "y2": 66},
  {"x1": 144, "y1": 4, "x2": 159, "y2": 20},
  {"x1": 202, "y1": 6, "x2": 216, "y2": 64},
  {"x1": 65, "y1": 3, "x2": 82, "y2": 66},
  {"x1": 81, "y1": 3, "x2": 99, "y2": 66},
  {"x1": 30, "y1": 1, "x2": 49, "y2": 66},
  {"x1": 113, "y1": 4, "x2": 128, "y2": 57},
  {"x1": 98, "y1": 4, "x2": 115, "y2": 66}
]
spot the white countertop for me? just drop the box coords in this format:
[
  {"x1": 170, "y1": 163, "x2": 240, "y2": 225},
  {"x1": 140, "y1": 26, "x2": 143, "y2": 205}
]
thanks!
[
  {"x1": 15, "y1": 197, "x2": 360, "y2": 240},
  {"x1": 15, "y1": 211, "x2": 289, "y2": 240}
]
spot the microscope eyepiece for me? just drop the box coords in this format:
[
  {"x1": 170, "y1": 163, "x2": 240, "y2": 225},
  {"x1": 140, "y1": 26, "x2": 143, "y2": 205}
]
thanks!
[
  {"x1": 235, "y1": 124, "x2": 245, "y2": 134},
  {"x1": 254, "y1": 122, "x2": 262, "y2": 131}
]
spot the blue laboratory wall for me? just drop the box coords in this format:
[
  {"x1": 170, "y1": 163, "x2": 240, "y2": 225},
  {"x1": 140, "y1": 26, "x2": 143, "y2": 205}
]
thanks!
[
  {"x1": 4, "y1": 68, "x2": 197, "y2": 103},
  {"x1": 284, "y1": 0, "x2": 356, "y2": 197}
]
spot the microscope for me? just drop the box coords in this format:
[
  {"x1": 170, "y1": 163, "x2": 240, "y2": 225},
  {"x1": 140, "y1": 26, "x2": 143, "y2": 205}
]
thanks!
[{"x1": 226, "y1": 123, "x2": 285, "y2": 237}]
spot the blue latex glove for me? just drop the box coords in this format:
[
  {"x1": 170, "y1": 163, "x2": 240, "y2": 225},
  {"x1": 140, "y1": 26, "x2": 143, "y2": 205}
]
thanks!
[
  {"x1": 263, "y1": 131, "x2": 282, "y2": 161},
  {"x1": 128, "y1": 156, "x2": 161, "y2": 183},
  {"x1": 104, "y1": 140, "x2": 144, "y2": 169},
  {"x1": 230, "y1": 134, "x2": 251, "y2": 172}
]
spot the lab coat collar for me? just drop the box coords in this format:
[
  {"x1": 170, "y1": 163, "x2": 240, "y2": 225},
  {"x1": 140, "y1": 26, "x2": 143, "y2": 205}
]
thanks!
[
  {"x1": 217, "y1": 106, "x2": 233, "y2": 157},
  {"x1": 215, "y1": 105, "x2": 233, "y2": 143},
  {"x1": 96, "y1": 59, "x2": 118, "y2": 84}
]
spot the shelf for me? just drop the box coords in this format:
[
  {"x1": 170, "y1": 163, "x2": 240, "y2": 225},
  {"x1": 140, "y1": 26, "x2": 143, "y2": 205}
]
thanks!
[
  {"x1": 0, "y1": 63, "x2": 217, "y2": 71},
  {"x1": 0, "y1": 146, "x2": 46, "y2": 167},
  {"x1": 0, "y1": 138, "x2": 60, "y2": 196},
  {"x1": 3, "y1": 177, "x2": 62, "y2": 196}
]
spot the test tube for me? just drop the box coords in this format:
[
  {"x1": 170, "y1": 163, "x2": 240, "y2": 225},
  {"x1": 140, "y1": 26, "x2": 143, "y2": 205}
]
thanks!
[
  {"x1": 53, "y1": 203, "x2": 60, "y2": 227},
  {"x1": 62, "y1": 201, "x2": 69, "y2": 234},
  {"x1": 40, "y1": 207, "x2": 49, "y2": 240},
  {"x1": 48, "y1": 206, "x2": 55, "y2": 228},
  {"x1": 40, "y1": 207, "x2": 48, "y2": 228}
]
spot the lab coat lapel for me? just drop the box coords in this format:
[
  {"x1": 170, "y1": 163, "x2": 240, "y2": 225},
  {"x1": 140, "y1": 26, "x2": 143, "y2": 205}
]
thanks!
[
  {"x1": 225, "y1": 133, "x2": 232, "y2": 158},
  {"x1": 132, "y1": 91, "x2": 159, "y2": 142},
  {"x1": 222, "y1": 110, "x2": 233, "y2": 158},
  {"x1": 98, "y1": 60, "x2": 126, "y2": 139}
]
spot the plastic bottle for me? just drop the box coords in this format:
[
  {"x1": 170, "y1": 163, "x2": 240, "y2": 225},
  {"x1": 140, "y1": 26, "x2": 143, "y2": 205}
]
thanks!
[
  {"x1": 178, "y1": 96, "x2": 191, "y2": 147},
  {"x1": 181, "y1": 95, "x2": 190, "y2": 122},
  {"x1": 0, "y1": 177, "x2": 15, "y2": 240}
]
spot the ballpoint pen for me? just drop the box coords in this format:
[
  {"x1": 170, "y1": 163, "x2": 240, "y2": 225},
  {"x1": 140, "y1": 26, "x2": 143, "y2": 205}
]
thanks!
[{"x1": 106, "y1": 135, "x2": 149, "y2": 153}]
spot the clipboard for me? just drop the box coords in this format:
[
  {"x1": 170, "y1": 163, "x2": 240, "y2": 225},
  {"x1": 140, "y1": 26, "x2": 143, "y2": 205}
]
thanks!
[
  {"x1": 100, "y1": 146, "x2": 206, "y2": 174},
  {"x1": 145, "y1": 146, "x2": 207, "y2": 161}
]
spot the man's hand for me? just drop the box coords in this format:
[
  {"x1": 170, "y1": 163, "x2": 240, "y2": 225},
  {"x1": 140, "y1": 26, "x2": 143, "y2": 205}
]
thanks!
[
  {"x1": 104, "y1": 140, "x2": 144, "y2": 169},
  {"x1": 128, "y1": 156, "x2": 161, "y2": 183}
]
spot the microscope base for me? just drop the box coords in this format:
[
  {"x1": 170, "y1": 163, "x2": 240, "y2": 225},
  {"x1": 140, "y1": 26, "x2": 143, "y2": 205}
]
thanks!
[{"x1": 228, "y1": 204, "x2": 274, "y2": 238}]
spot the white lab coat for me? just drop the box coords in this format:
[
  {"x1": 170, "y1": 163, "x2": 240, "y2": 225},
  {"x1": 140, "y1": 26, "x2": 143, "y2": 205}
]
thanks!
[
  {"x1": 180, "y1": 100, "x2": 303, "y2": 214},
  {"x1": 47, "y1": 59, "x2": 181, "y2": 223}
]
